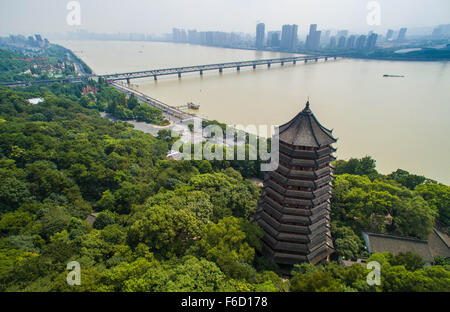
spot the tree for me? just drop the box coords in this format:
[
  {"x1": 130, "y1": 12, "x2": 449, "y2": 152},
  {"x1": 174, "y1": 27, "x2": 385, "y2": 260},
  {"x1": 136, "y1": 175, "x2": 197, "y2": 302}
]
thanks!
[
  {"x1": 196, "y1": 216, "x2": 255, "y2": 279},
  {"x1": 331, "y1": 174, "x2": 436, "y2": 239},
  {"x1": 388, "y1": 169, "x2": 426, "y2": 190},
  {"x1": 415, "y1": 183, "x2": 450, "y2": 227},
  {"x1": 0, "y1": 165, "x2": 32, "y2": 212},
  {"x1": 255, "y1": 270, "x2": 288, "y2": 292},
  {"x1": 127, "y1": 205, "x2": 201, "y2": 258},
  {"x1": 392, "y1": 196, "x2": 436, "y2": 239},
  {"x1": 331, "y1": 223, "x2": 366, "y2": 260},
  {"x1": 157, "y1": 129, "x2": 176, "y2": 144},
  {"x1": 164, "y1": 256, "x2": 226, "y2": 292},
  {"x1": 127, "y1": 94, "x2": 139, "y2": 111},
  {"x1": 100, "y1": 224, "x2": 126, "y2": 245},
  {"x1": 39, "y1": 206, "x2": 71, "y2": 239},
  {"x1": 333, "y1": 156, "x2": 377, "y2": 176},
  {"x1": 391, "y1": 252, "x2": 425, "y2": 271},
  {"x1": 100, "y1": 257, "x2": 167, "y2": 292},
  {"x1": 26, "y1": 161, "x2": 73, "y2": 201},
  {"x1": 0, "y1": 211, "x2": 34, "y2": 236},
  {"x1": 290, "y1": 271, "x2": 342, "y2": 292},
  {"x1": 93, "y1": 210, "x2": 116, "y2": 230},
  {"x1": 94, "y1": 190, "x2": 116, "y2": 212},
  {"x1": 113, "y1": 181, "x2": 150, "y2": 214}
]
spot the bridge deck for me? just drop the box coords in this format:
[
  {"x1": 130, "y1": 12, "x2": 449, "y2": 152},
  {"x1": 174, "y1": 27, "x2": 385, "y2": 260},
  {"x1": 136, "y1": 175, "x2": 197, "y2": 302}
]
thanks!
[{"x1": 101, "y1": 55, "x2": 334, "y2": 81}]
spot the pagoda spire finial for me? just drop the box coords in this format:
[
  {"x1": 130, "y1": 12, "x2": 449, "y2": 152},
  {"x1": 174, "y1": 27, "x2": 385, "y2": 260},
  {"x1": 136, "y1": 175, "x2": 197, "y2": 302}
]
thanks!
[{"x1": 303, "y1": 97, "x2": 311, "y2": 113}]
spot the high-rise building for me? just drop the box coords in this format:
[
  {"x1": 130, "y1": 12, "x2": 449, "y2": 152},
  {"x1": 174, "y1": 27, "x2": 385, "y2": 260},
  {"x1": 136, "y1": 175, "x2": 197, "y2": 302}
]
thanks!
[
  {"x1": 180, "y1": 29, "x2": 187, "y2": 42},
  {"x1": 346, "y1": 35, "x2": 356, "y2": 49},
  {"x1": 432, "y1": 24, "x2": 450, "y2": 38},
  {"x1": 305, "y1": 24, "x2": 321, "y2": 50},
  {"x1": 355, "y1": 35, "x2": 367, "y2": 49},
  {"x1": 267, "y1": 31, "x2": 281, "y2": 47},
  {"x1": 337, "y1": 36, "x2": 346, "y2": 48},
  {"x1": 188, "y1": 30, "x2": 199, "y2": 44},
  {"x1": 336, "y1": 30, "x2": 348, "y2": 38},
  {"x1": 397, "y1": 28, "x2": 407, "y2": 42},
  {"x1": 256, "y1": 23, "x2": 265, "y2": 49},
  {"x1": 280, "y1": 25, "x2": 290, "y2": 49},
  {"x1": 366, "y1": 33, "x2": 378, "y2": 50},
  {"x1": 432, "y1": 27, "x2": 442, "y2": 38},
  {"x1": 328, "y1": 36, "x2": 337, "y2": 49},
  {"x1": 321, "y1": 30, "x2": 331, "y2": 47},
  {"x1": 172, "y1": 28, "x2": 185, "y2": 42},
  {"x1": 386, "y1": 29, "x2": 394, "y2": 41},
  {"x1": 255, "y1": 101, "x2": 337, "y2": 266},
  {"x1": 173, "y1": 28, "x2": 180, "y2": 42},
  {"x1": 291, "y1": 24, "x2": 298, "y2": 49},
  {"x1": 230, "y1": 32, "x2": 243, "y2": 46},
  {"x1": 280, "y1": 24, "x2": 298, "y2": 51}
]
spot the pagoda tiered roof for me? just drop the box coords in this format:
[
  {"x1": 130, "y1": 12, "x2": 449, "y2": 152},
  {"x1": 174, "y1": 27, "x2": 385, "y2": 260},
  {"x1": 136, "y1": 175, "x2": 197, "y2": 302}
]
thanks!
[{"x1": 278, "y1": 101, "x2": 337, "y2": 147}]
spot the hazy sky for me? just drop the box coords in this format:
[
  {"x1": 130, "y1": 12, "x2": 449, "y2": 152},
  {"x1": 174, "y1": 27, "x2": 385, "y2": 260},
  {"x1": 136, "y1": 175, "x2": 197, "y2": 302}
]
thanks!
[{"x1": 1, "y1": 0, "x2": 449, "y2": 37}]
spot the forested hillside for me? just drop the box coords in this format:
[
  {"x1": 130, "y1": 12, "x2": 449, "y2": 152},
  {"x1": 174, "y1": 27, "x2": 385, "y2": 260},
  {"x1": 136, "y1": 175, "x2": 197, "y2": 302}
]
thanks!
[
  {"x1": 0, "y1": 49, "x2": 30, "y2": 82},
  {"x1": 0, "y1": 83, "x2": 448, "y2": 292}
]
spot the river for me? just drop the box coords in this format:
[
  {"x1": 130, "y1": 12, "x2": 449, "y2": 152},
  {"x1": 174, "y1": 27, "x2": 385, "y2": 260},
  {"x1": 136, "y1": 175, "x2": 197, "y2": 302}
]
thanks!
[{"x1": 55, "y1": 40, "x2": 450, "y2": 184}]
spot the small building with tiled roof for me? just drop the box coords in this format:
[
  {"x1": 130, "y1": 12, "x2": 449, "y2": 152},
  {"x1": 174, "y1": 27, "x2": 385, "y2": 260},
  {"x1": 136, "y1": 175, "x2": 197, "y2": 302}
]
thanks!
[
  {"x1": 85, "y1": 212, "x2": 99, "y2": 225},
  {"x1": 362, "y1": 231, "x2": 447, "y2": 265},
  {"x1": 428, "y1": 228, "x2": 450, "y2": 259}
]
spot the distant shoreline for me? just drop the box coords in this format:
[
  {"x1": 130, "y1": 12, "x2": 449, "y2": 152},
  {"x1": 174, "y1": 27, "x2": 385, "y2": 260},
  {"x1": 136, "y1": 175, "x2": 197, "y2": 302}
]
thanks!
[
  {"x1": 339, "y1": 55, "x2": 450, "y2": 62},
  {"x1": 54, "y1": 38, "x2": 449, "y2": 63}
]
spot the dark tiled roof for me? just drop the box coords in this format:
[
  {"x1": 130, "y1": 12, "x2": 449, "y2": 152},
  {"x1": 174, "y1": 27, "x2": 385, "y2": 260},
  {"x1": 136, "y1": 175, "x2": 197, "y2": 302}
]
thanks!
[
  {"x1": 362, "y1": 232, "x2": 434, "y2": 263},
  {"x1": 278, "y1": 101, "x2": 337, "y2": 147},
  {"x1": 85, "y1": 213, "x2": 99, "y2": 225},
  {"x1": 428, "y1": 228, "x2": 450, "y2": 258}
]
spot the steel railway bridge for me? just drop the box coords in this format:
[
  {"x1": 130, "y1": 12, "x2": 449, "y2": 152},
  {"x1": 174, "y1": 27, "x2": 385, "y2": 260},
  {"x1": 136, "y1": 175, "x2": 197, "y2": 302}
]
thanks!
[{"x1": 100, "y1": 55, "x2": 338, "y2": 83}]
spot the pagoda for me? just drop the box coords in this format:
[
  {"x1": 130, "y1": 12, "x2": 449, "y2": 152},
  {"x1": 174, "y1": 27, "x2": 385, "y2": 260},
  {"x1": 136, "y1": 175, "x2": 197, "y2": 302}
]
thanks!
[{"x1": 255, "y1": 100, "x2": 337, "y2": 265}]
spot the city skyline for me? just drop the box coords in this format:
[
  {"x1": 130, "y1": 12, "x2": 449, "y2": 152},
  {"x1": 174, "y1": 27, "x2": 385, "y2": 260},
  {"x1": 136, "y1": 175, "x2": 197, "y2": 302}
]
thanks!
[{"x1": 1, "y1": 0, "x2": 450, "y2": 37}]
